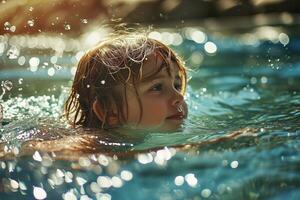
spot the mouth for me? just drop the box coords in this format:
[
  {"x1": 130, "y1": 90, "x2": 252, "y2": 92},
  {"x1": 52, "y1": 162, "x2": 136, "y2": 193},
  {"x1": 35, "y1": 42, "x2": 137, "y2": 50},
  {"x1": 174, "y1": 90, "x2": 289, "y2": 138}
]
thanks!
[{"x1": 166, "y1": 112, "x2": 185, "y2": 120}]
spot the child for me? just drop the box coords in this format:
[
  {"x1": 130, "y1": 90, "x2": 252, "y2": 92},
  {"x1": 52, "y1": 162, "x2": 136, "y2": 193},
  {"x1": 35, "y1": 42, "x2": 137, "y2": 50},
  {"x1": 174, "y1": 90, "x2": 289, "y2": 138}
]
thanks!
[
  {"x1": 0, "y1": 32, "x2": 190, "y2": 159},
  {"x1": 0, "y1": 32, "x2": 255, "y2": 159},
  {"x1": 64, "y1": 33, "x2": 188, "y2": 134}
]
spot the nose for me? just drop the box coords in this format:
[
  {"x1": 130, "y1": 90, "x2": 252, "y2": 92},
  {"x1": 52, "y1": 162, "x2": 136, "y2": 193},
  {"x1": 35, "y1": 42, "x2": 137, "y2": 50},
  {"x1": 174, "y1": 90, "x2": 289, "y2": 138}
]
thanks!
[{"x1": 171, "y1": 89, "x2": 184, "y2": 107}]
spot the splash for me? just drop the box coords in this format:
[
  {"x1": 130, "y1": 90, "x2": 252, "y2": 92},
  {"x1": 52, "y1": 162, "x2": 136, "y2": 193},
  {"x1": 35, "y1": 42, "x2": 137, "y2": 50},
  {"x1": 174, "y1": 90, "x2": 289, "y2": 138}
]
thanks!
[
  {"x1": 0, "y1": 102, "x2": 2, "y2": 123},
  {"x1": 0, "y1": 80, "x2": 13, "y2": 124}
]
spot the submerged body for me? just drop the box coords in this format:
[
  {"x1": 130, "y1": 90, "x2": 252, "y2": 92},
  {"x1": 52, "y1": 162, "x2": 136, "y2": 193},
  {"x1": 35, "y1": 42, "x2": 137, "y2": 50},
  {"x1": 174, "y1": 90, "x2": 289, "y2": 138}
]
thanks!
[{"x1": 0, "y1": 122, "x2": 256, "y2": 160}]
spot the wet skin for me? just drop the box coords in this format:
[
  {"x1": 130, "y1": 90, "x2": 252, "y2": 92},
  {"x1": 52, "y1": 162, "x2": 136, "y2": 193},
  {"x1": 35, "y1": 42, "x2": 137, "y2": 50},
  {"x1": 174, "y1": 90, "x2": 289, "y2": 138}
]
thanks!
[{"x1": 124, "y1": 53, "x2": 188, "y2": 132}]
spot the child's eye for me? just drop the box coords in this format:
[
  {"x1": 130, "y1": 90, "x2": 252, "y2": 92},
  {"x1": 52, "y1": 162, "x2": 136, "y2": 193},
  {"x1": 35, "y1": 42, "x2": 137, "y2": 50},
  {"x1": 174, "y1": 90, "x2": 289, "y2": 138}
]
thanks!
[
  {"x1": 150, "y1": 83, "x2": 163, "y2": 92},
  {"x1": 174, "y1": 83, "x2": 182, "y2": 91}
]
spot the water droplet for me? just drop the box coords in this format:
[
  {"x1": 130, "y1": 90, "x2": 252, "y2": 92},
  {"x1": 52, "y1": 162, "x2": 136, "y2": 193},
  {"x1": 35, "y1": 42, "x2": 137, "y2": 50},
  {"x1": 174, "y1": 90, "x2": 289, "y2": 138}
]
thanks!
[
  {"x1": 48, "y1": 67, "x2": 55, "y2": 76},
  {"x1": 76, "y1": 176, "x2": 87, "y2": 186},
  {"x1": 65, "y1": 171, "x2": 73, "y2": 183},
  {"x1": 33, "y1": 151, "x2": 42, "y2": 162},
  {"x1": 250, "y1": 77, "x2": 257, "y2": 84},
  {"x1": 201, "y1": 188, "x2": 212, "y2": 198},
  {"x1": 111, "y1": 176, "x2": 123, "y2": 188},
  {"x1": 86, "y1": 84, "x2": 90, "y2": 88},
  {"x1": 6, "y1": 46, "x2": 20, "y2": 59},
  {"x1": 191, "y1": 30, "x2": 207, "y2": 44},
  {"x1": 27, "y1": 20, "x2": 34, "y2": 27},
  {"x1": 54, "y1": 64, "x2": 62, "y2": 70},
  {"x1": 120, "y1": 170, "x2": 133, "y2": 181},
  {"x1": 79, "y1": 157, "x2": 91, "y2": 167},
  {"x1": 101, "y1": 80, "x2": 105, "y2": 85},
  {"x1": 185, "y1": 173, "x2": 198, "y2": 187},
  {"x1": 138, "y1": 153, "x2": 153, "y2": 164},
  {"x1": 29, "y1": 57, "x2": 40, "y2": 72},
  {"x1": 50, "y1": 56, "x2": 57, "y2": 64},
  {"x1": 10, "y1": 25, "x2": 16, "y2": 32},
  {"x1": 18, "y1": 78, "x2": 23, "y2": 85},
  {"x1": 230, "y1": 160, "x2": 239, "y2": 168},
  {"x1": 89, "y1": 182, "x2": 100, "y2": 194},
  {"x1": 29, "y1": 57, "x2": 40, "y2": 67},
  {"x1": 18, "y1": 56, "x2": 26, "y2": 65},
  {"x1": 64, "y1": 24, "x2": 71, "y2": 30},
  {"x1": 9, "y1": 179, "x2": 19, "y2": 189},
  {"x1": 97, "y1": 176, "x2": 112, "y2": 188},
  {"x1": 222, "y1": 160, "x2": 228, "y2": 166},
  {"x1": 174, "y1": 176, "x2": 184, "y2": 186},
  {"x1": 19, "y1": 181, "x2": 27, "y2": 190},
  {"x1": 204, "y1": 41, "x2": 217, "y2": 54},
  {"x1": 12, "y1": 146, "x2": 19, "y2": 155},
  {"x1": 33, "y1": 186, "x2": 47, "y2": 200},
  {"x1": 56, "y1": 169, "x2": 64, "y2": 177},
  {"x1": 81, "y1": 19, "x2": 88, "y2": 24},
  {"x1": 279, "y1": 33, "x2": 289, "y2": 46},
  {"x1": 261, "y1": 76, "x2": 268, "y2": 84},
  {"x1": 2, "y1": 80, "x2": 13, "y2": 91},
  {"x1": 4, "y1": 21, "x2": 11, "y2": 30},
  {"x1": 63, "y1": 190, "x2": 76, "y2": 200}
]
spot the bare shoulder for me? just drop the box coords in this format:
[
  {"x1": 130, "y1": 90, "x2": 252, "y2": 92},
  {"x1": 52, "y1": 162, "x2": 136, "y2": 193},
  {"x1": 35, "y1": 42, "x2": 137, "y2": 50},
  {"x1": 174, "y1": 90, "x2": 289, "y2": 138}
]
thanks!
[{"x1": 0, "y1": 130, "x2": 110, "y2": 159}]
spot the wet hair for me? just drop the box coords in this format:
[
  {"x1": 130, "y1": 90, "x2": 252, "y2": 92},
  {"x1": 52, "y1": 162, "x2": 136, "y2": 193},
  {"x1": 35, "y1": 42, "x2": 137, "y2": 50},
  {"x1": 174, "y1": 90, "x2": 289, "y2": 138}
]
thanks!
[{"x1": 64, "y1": 33, "x2": 187, "y2": 129}]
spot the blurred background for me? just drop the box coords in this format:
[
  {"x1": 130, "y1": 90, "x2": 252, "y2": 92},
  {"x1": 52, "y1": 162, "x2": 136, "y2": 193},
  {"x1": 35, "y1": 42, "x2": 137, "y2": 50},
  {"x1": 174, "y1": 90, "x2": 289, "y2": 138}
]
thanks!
[{"x1": 1, "y1": 0, "x2": 300, "y2": 35}]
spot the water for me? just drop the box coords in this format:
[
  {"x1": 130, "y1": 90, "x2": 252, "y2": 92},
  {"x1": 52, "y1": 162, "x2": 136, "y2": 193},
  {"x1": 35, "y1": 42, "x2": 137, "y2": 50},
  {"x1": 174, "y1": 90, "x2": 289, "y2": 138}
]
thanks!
[{"x1": 0, "y1": 26, "x2": 300, "y2": 200}]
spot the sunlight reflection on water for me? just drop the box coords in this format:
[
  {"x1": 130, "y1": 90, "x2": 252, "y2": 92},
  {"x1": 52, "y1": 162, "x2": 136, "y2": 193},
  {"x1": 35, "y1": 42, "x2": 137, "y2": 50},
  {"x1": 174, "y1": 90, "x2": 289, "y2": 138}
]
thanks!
[{"x1": 0, "y1": 26, "x2": 299, "y2": 199}]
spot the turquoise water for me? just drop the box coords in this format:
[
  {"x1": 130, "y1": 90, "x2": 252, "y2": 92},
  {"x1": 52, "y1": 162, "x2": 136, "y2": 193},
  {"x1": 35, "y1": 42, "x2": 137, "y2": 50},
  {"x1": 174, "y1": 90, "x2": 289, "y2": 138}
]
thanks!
[{"x1": 0, "y1": 27, "x2": 300, "y2": 199}]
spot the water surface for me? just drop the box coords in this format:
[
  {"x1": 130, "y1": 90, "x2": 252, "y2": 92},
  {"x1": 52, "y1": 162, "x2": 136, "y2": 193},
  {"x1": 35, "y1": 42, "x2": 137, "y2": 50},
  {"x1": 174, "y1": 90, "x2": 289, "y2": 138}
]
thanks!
[{"x1": 0, "y1": 26, "x2": 299, "y2": 200}]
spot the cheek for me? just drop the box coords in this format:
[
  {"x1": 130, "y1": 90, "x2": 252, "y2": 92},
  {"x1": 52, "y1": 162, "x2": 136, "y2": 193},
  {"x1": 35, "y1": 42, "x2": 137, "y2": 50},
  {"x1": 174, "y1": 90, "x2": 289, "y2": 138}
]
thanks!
[
  {"x1": 141, "y1": 97, "x2": 167, "y2": 117},
  {"x1": 126, "y1": 97, "x2": 140, "y2": 121}
]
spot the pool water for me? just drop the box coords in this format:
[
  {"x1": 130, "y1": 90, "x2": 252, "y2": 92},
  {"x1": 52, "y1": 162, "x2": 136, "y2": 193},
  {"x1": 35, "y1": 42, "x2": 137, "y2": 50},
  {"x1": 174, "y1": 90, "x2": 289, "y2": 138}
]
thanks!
[{"x1": 0, "y1": 26, "x2": 300, "y2": 200}]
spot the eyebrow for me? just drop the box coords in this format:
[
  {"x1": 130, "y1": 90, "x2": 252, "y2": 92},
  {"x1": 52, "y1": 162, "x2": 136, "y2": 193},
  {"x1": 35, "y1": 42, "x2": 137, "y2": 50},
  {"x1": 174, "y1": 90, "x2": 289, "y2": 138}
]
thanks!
[
  {"x1": 141, "y1": 72, "x2": 181, "y2": 85},
  {"x1": 141, "y1": 73, "x2": 166, "y2": 84},
  {"x1": 140, "y1": 61, "x2": 166, "y2": 82},
  {"x1": 140, "y1": 59, "x2": 181, "y2": 84}
]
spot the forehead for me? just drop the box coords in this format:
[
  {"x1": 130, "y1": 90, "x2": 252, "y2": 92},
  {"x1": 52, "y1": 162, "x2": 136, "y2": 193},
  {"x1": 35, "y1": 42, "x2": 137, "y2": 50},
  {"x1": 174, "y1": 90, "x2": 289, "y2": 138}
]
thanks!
[{"x1": 141, "y1": 53, "x2": 179, "y2": 78}]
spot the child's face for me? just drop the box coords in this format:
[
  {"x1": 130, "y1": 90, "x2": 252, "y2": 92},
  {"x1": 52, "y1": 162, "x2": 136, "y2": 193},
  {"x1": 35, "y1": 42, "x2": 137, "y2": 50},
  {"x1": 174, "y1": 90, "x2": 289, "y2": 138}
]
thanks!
[{"x1": 124, "y1": 53, "x2": 187, "y2": 132}]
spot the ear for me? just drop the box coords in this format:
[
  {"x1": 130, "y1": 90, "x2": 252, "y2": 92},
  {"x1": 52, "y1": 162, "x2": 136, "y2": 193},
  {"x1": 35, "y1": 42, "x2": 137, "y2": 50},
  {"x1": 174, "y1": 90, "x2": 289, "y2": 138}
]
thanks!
[{"x1": 92, "y1": 100, "x2": 119, "y2": 126}]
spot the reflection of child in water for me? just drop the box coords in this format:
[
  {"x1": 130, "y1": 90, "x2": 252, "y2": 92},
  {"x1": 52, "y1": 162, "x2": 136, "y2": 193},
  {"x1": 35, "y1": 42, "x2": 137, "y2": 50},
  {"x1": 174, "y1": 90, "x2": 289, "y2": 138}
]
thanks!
[{"x1": 65, "y1": 33, "x2": 188, "y2": 133}]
